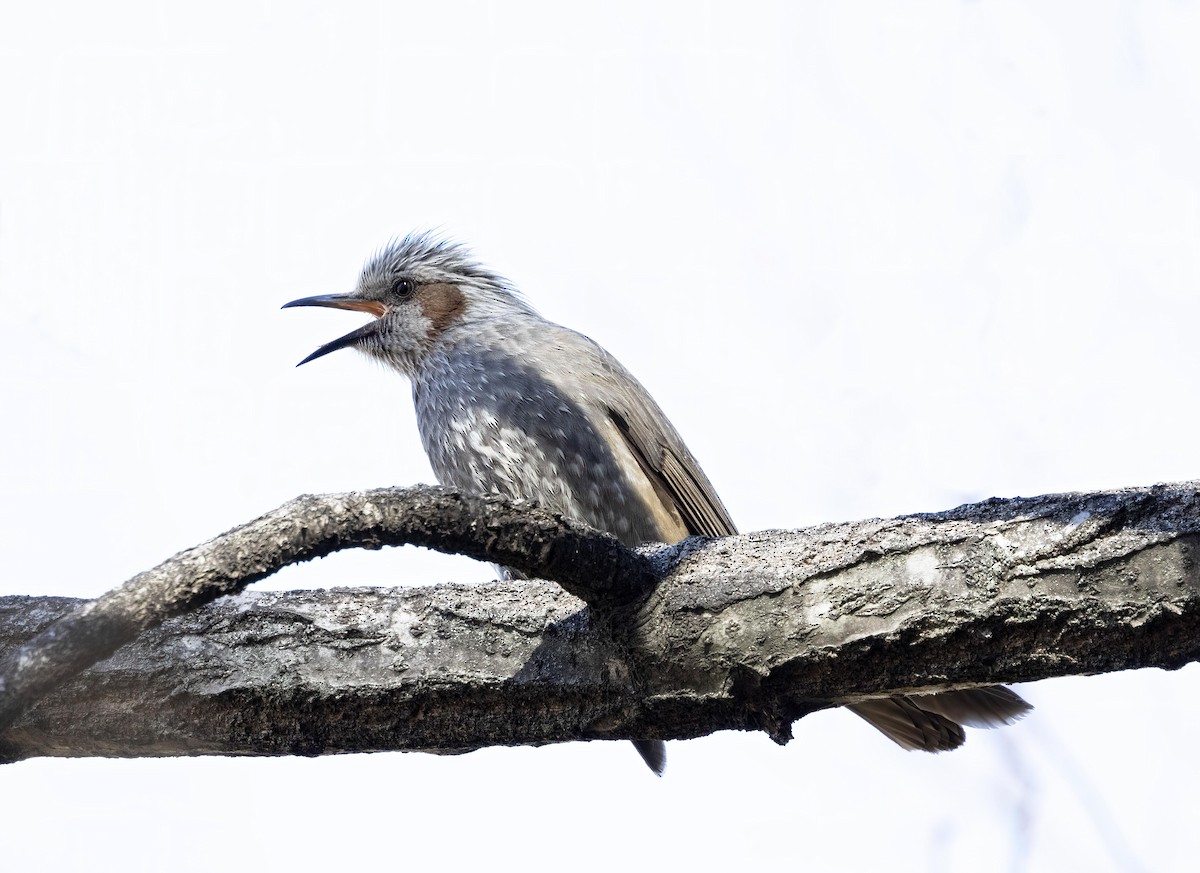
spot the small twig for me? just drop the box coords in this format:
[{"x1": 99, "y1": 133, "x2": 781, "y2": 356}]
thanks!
[{"x1": 0, "y1": 486, "x2": 657, "y2": 731}]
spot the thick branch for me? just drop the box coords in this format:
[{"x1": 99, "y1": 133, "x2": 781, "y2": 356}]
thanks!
[
  {"x1": 0, "y1": 487, "x2": 654, "y2": 732},
  {"x1": 2, "y1": 483, "x2": 1199, "y2": 762}
]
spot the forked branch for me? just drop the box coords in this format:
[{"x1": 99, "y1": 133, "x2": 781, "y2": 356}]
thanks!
[{"x1": 2, "y1": 483, "x2": 1199, "y2": 762}]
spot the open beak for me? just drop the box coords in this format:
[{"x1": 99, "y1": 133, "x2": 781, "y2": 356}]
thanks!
[{"x1": 282, "y1": 294, "x2": 388, "y2": 366}]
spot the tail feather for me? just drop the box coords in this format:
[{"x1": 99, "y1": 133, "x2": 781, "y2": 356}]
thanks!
[
  {"x1": 850, "y1": 686, "x2": 1032, "y2": 751},
  {"x1": 912, "y1": 686, "x2": 1033, "y2": 729},
  {"x1": 632, "y1": 739, "x2": 666, "y2": 775},
  {"x1": 849, "y1": 698, "x2": 966, "y2": 752}
]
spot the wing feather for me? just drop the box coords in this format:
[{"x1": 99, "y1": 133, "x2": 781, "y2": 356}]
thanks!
[
  {"x1": 528, "y1": 323, "x2": 737, "y2": 541},
  {"x1": 605, "y1": 404, "x2": 737, "y2": 539}
]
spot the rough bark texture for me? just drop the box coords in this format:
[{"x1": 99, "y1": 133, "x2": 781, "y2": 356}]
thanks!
[
  {"x1": 0, "y1": 487, "x2": 654, "y2": 733},
  {"x1": 2, "y1": 482, "x2": 1199, "y2": 762}
]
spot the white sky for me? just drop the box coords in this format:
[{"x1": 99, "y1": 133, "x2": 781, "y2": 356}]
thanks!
[{"x1": 1, "y1": 1, "x2": 1198, "y2": 871}]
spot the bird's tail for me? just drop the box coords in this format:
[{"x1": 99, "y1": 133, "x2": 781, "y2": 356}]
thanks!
[
  {"x1": 849, "y1": 686, "x2": 1032, "y2": 751},
  {"x1": 632, "y1": 739, "x2": 667, "y2": 775}
]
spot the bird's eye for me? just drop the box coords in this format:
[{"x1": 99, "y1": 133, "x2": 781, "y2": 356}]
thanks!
[{"x1": 392, "y1": 278, "x2": 415, "y2": 299}]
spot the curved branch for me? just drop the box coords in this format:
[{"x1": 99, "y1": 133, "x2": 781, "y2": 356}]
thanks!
[
  {"x1": 0, "y1": 486, "x2": 655, "y2": 732},
  {"x1": 2, "y1": 482, "x2": 1200, "y2": 762}
]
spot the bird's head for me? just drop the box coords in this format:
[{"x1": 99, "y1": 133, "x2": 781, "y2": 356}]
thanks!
[{"x1": 284, "y1": 231, "x2": 534, "y2": 373}]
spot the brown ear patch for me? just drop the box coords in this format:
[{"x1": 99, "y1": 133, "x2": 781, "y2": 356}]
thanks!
[{"x1": 418, "y1": 282, "x2": 467, "y2": 335}]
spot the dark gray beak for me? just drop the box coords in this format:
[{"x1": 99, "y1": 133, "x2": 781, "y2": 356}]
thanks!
[{"x1": 283, "y1": 294, "x2": 388, "y2": 366}]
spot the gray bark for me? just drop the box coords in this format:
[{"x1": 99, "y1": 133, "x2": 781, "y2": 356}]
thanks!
[
  {"x1": 2, "y1": 482, "x2": 1199, "y2": 762},
  {"x1": 0, "y1": 487, "x2": 652, "y2": 734}
]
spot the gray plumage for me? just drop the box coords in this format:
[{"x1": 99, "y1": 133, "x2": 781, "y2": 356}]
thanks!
[
  {"x1": 412, "y1": 318, "x2": 731, "y2": 548},
  {"x1": 285, "y1": 231, "x2": 1031, "y2": 773}
]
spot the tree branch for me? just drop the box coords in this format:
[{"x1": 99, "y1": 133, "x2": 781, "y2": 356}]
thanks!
[
  {"x1": 2, "y1": 482, "x2": 1199, "y2": 762},
  {"x1": 0, "y1": 486, "x2": 655, "y2": 733}
]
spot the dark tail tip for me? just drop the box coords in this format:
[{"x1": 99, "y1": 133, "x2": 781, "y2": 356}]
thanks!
[{"x1": 632, "y1": 739, "x2": 667, "y2": 776}]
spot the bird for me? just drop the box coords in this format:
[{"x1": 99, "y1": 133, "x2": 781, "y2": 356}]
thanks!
[{"x1": 284, "y1": 231, "x2": 1032, "y2": 774}]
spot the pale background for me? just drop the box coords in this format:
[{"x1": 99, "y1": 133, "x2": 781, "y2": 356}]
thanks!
[{"x1": 1, "y1": 2, "x2": 1198, "y2": 871}]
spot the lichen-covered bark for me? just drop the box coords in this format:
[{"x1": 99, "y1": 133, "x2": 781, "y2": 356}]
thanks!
[
  {"x1": 625, "y1": 484, "x2": 1200, "y2": 742},
  {"x1": 1, "y1": 483, "x2": 1198, "y2": 763},
  {"x1": 0, "y1": 487, "x2": 653, "y2": 733},
  {"x1": 0, "y1": 584, "x2": 618, "y2": 761}
]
